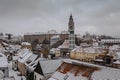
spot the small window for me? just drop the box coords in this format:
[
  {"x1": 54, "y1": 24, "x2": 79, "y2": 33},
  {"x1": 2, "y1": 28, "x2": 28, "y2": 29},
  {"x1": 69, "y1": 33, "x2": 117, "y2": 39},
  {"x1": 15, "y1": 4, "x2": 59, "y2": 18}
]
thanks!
[
  {"x1": 2, "y1": 70, "x2": 5, "y2": 74},
  {"x1": 31, "y1": 63, "x2": 35, "y2": 66},
  {"x1": 64, "y1": 75, "x2": 69, "y2": 80},
  {"x1": 0, "y1": 55, "x2": 3, "y2": 57},
  {"x1": 70, "y1": 31, "x2": 74, "y2": 34},
  {"x1": 34, "y1": 75, "x2": 36, "y2": 80}
]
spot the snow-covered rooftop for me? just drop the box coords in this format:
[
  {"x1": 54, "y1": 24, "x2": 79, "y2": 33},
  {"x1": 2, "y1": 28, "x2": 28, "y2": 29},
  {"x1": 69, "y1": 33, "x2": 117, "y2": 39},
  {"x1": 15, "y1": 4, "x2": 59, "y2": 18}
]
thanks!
[
  {"x1": 94, "y1": 59, "x2": 104, "y2": 62},
  {"x1": 58, "y1": 40, "x2": 69, "y2": 49},
  {"x1": 50, "y1": 48, "x2": 60, "y2": 54},
  {"x1": 0, "y1": 71, "x2": 4, "y2": 79},
  {"x1": 113, "y1": 60, "x2": 120, "y2": 64},
  {"x1": 0, "y1": 53, "x2": 8, "y2": 68},
  {"x1": 84, "y1": 47, "x2": 102, "y2": 53},
  {"x1": 2, "y1": 42, "x2": 8, "y2": 46},
  {"x1": 18, "y1": 49, "x2": 30, "y2": 57},
  {"x1": 27, "y1": 57, "x2": 46, "y2": 72},
  {"x1": 101, "y1": 39, "x2": 120, "y2": 43},
  {"x1": 49, "y1": 59, "x2": 120, "y2": 80},
  {"x1": 80, "y1": 43, "x2": 89, "y2": 47},
  {"x1": 21, "y1": 42, "x2": 31, "y2": 46},
  {"x1": 39, "y1": 60, "x2": 63, "y2": 74},
  {"x1": 48, "y1": 61, "x2": 97, "y2": 80},
  {"x1": 116, "y1": 52, "x2": 120, "y2": 59},
  {"x1": 18, "y1": 49, "x2": 32, "y2": 63},
  {"x1": 92, "y1": 67, "x2": 120, "y2": 80},
  {"x1": 48, "y1": 71, "x2": 88, "y2": 80},
  {"x1": 61, "y1": 30, "x2": 69, "y2": 34},
  {"x1": 72, "y1": 46, "x2": 103, "y2": 54},
  {"x1": 109, "y1": 45, "x2": 120, "y2": 51},
  {"x1": 9, "y1": 45, "x2": 21, "y2": 50},
  {"x1": 51, "y1": 35, "x2": 60, "y2": 39},
  {"x1": 0, "y1": 77, "x2": 15, "y2": 80},
  {"x1": 0, "y1": 48, "x2": 3, "y2": 53},
  {"x1": 12, "y1": 56, "x2": 19, "y2": 60},
  {"x1": 25, "y1": 54, "x2": 38, "y2": 66}
]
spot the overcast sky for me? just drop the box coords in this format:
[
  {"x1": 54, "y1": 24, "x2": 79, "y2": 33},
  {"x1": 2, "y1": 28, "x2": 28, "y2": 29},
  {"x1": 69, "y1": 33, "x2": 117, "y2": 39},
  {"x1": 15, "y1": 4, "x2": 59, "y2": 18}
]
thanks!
[{"x1": 0, "y1": 0, "x2": 120, "y2": 37}]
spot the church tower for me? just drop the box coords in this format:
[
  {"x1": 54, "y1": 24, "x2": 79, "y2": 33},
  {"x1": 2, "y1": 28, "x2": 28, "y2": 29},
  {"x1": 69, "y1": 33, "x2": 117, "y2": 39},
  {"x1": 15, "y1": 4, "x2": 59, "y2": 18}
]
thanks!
[{"x1": 68, "y1": 14, "x2": 75, "y2": 50}]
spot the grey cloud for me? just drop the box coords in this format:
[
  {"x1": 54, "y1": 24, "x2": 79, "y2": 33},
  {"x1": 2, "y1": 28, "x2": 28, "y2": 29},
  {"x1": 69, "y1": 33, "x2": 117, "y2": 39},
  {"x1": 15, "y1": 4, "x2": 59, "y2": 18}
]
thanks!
[{"x1": 0, "y1": 0, "x2": 120, "y2": 37}]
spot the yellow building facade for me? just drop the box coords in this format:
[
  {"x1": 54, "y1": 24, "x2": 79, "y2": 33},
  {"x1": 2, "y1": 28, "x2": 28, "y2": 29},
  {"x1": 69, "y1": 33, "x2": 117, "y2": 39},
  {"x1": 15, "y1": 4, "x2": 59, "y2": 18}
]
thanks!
[{"x1": 70, "y1": 47, "x2": 105, "y2": 63}]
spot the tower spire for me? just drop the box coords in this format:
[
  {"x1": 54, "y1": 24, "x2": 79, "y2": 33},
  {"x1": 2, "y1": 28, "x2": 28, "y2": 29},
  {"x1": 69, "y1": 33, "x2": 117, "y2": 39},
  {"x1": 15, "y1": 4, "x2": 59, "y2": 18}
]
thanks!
[
  {"x1": 68, "y1": 14, "x2": 75, "y2": 50},
  {"x1": 68, "y1": 14, "x2": 74, "y2": 31},
  {"x1": 70, "y1": 13, "x2": 72, "y2": 18},
  {"x1": 69, "y1": 13, "x2": 73, "y2": 22}
]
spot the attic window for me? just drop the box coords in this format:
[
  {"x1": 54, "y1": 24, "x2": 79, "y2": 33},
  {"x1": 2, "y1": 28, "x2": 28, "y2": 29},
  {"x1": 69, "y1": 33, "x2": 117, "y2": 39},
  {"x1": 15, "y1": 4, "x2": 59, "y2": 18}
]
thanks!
[{"x1": 31, "y1": 63, "x2": 35, "y2": 66}]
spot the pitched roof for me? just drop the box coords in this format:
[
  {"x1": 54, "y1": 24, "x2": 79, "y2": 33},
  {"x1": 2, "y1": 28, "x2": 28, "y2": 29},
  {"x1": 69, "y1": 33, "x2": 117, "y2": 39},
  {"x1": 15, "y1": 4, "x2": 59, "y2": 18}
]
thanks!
[
  {"x1": 34, "y1": 59, "x2": 72, "y2": 75},
  {"x1": 92, "y1": 67, "x2": 120, "y2": 80},
  {"x1": 39, "y1": 60, "x2": 63, "y2": 74},
  {"x1": 113, "y1": 60, "x2": 120, "y2": 64},
  {"x1": 25, "y1": 54, "x2": 38, "y2": 65},
  {"x1": 72, "y1": 46, "x2": 103, "y2": 54},
  {"x1": 49, "y1": 60, "x2": 120, "y2": 80},
  {"x1": 18, "y1": 49, "x2": 32, "y2": 63},
  {"x1": 49, "y1": 62, "x2": 98, "y2": 80},
  {"x1": 27, "y1": 57, "x2": 46, "y2": 72}
]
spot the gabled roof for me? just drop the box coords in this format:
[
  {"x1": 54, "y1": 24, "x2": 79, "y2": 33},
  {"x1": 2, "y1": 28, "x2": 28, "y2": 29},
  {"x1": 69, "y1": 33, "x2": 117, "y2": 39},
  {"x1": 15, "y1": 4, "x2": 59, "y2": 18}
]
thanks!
[
  {"x1": 49, "y1": 62, "x2": 98, "y2": 80},
  {"x1": 18, "y1": 49, "x2": 32, "y2": 63},
  {"x1": 25, "y1": 54, "x2": 38, "y2": 66},
  {"x1": 27, "y1": 57, "x2": 46, "y2": 72},
  {"x1": 34, "y1": 61, "x2": 44, "y2": 75},
  {"x1": 49, "y1": 60, "x2": 120, "y2": 80},
  {"x1": 34, "y1": 59, "x2": 65, "y2": 75},
  {"x1": 39, "y1": 60, "x2": 63, "y2": 74}
]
